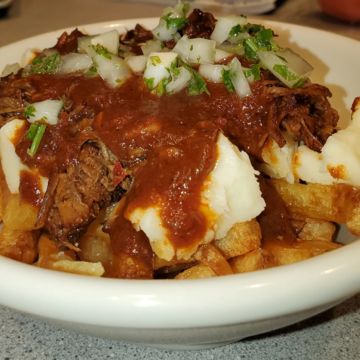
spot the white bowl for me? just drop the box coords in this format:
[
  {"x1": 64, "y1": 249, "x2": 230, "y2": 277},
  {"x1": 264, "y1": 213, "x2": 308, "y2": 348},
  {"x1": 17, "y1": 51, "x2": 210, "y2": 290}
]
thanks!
[{"x1": 0, "y1": 19, "x2": 360, "y2": 349}]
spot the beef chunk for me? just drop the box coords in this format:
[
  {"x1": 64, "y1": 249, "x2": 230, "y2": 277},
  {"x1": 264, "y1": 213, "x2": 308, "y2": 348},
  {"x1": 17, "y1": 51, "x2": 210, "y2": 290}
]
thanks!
[
  {"x1": 54, "y1": 29, "x2": 86, "y2": 55},
  {"x1": 120, "y1": 24, "x2": 154, "y2": 55},
  {"x1": 45, "y1": 141, "x2": 122, "y2": 243},
  {"x1": 182, "y1": 9, "x2": 216, "y2": 39},
  {"x1": 264, "y1": 82, "x2": 338, "y2": 152}
]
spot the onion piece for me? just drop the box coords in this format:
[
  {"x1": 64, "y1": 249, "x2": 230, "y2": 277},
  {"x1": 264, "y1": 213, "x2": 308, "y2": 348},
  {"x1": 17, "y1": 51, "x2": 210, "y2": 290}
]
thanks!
[
  {"x1": 218, "y1": 42, "x2": 245, "y2": 56},
  {"x1": 228, "y1": 58, "x2": 251, "y2": 98},
  {"x1": 210, "y1": 16, "x2": 247, "y2": 45},
  {"x1": 90, "y1": 30, "x2": 119, "y2": 55},
  {"x1": 173, "y1": 35, "x2": 216, "y2": 65},
  {"x1": 143, "y1": 52, "x2": 178, "y2": 89},
  {"x1": 58, "y1": 53, "x2": 92, "y2": 74},
  {"x1": 78, "y1": 36, "x2": 93, "y2": 53},
  {"x1": 166, "y1": 66, "x2": 192, "y2": 94},
  {"x1": 214, "y1": 48, "x2": 232, "y2": 63},
  {"x1": 276, "y1": 48, "x2": 313, "y2": 78},
  {"x1": 141, "y1": 40, "x2": 163, "y2": 56},
  {"x1": 258, "y1": 50, "x2": 310, "y2": 88},
  {"x1": 198, "y1": 64, "x2": 226, "y2": 83},
  {"x1": 125, "y1": 55, "x2": 147, "y2": 73},
  {"x1": 1, "y1": 63, "x2": 20, "y2": 77},
  {"x1": 93, "y1": 53, "x2": 131, "y2": 87},
  {"x1": 25, "y1": 100, "x2": 63, "y2": 125},
  {"x1": 152, "y1": 18, "x2": 178, "y2": 41}
]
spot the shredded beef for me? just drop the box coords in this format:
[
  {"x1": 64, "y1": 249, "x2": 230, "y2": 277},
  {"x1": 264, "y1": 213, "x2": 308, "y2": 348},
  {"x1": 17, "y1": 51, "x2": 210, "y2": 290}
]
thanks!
[
  {"x1": 264, "y1": 82, "x2": 338, "y2": 152},
  {"x1": 182, "y1": 9, "x2": 216, "y2": 39},
  {"x1": 121, "y1": 24, "x2": 154, "y2": 55},
  {"x1": 44, "y1": 140, "x2": 122, "y2": 243}
]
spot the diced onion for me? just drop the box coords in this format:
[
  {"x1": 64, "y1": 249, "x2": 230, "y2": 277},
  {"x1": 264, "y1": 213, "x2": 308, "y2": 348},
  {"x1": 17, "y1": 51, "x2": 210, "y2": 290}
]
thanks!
[
  {"x1": 93, "y1": 53, "x2": 131, "y2": 88},
  {"x1": 143, "y1": 52, "x2": 178, "y2": 88},
  {"x1": 210, "y1": 16, "x2": 247, "y2": 45},
  {"x1": 58, "y1": 53, "x2": 92, "y2": 74},
  {"x1": 228, "y1": 58, "x2": 251, "y2": 98},
  {"x1": 198, "y1": 64, "x2": 225, "y2": 83},
  {"x1": 276, "y1": 48, "x2": 313, "y2": 78},
  {"x1": 90, "y1": 30, "x2": 120, "y2": 55},
  {"x1": 152, "y1": 18, "x2": 178, "y2": 41},
  {"x1": 166, "y1": 66, "x2": 192, "y2": 94},
  {"x1": 1, "y1": 63, "x2": 20, "y2": 77},
  {"x1": 141, "y1": 40, "x2": 163, "y2": 56},
  {"x1": 78, "y1": 36, "x2": 93, "y2": 53},
  {"x1": 125, "y1": 55, "x2": 147, "y2": 73},
  {"x1": 26, "y1": 100, "x2": 63, "y2": 125},
  {"x1": 258, "y1": 50, "x2": 309, "y2": 88},
  {"x1": 173, "y1": 35, "x2": 216, "y2": 65},
  {"x1": 214, "y1": 48, "x2": 232, "y2": 63}
]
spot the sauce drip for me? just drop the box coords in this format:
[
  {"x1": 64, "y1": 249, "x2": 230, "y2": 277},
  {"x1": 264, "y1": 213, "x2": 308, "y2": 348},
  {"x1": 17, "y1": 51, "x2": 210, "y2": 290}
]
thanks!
[{"x1": 15, "y1": 74, "x2": 279, "y2": 254}]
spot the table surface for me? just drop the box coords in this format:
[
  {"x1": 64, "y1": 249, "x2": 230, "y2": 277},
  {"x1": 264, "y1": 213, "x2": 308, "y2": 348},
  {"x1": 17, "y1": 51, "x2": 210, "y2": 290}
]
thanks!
[{"x1": 0, "y1": 0, "x2": 359, "y2": 359}]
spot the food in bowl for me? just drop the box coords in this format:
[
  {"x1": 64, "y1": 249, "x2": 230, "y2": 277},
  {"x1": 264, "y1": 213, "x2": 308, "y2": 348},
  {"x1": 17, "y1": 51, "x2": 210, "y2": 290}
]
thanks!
[{"x1": 0, "y1": 1, "x2": 359, "y2": 280}]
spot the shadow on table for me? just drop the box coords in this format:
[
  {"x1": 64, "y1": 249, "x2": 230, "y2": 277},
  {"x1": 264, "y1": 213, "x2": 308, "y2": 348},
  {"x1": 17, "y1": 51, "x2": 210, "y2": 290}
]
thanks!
[{"x1": 247, "y1": 293, "x2": 360, "y2": 341}]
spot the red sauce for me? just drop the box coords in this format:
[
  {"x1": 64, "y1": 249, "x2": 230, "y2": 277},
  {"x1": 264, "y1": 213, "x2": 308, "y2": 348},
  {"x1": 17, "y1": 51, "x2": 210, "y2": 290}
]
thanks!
[
  {"x1": 19, "y1": 170, "x2": 44, "y2": 207},
  {"x1": 14, "y1": 74, "x2": 279, "y2": 253}
]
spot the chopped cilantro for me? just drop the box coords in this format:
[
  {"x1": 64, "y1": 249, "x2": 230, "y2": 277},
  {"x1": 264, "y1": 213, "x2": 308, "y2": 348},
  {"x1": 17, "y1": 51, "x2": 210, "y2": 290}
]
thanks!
[
  {"x1": 85, "y1": 64, "x2": 98, "y2": 77},
  {"x1": 24, "y1": 105, "x2": 36, "y2": 119},
  {"x1": 273, "y1": 64, "x2": 298, "y2": 81},
  {"x1": 26, "y1": 123, "x2": 39, "y2": 141},
  {"x1": 243, "y1": 64, "x2": 261, "y2": 82},
  {"x1": 150, "y1": 55, "x2": 161, "y2": 66},
  {"x1": 30, "y1": 52, "x2": 60, "y2": 75},
  {"x1": 229, "y1": 24, "x2": 243, "y2": 38},
  {"x1": 243, "y1": 38, "x2": 259, "y2": 60},
  {"x1": 144, "y1": 77, "x2": 155, "y2": 90},
  {"x1": 222, "y1": 69, "x2": 235, "y2": 93},
  {"x1": 180, "y1": 61, "x2": 209, "y2": 96},
  {"x1": 163, "y1": 13, "x2": 187, "y2": 30},
  {"x1": 92, "y1": 44, "x2": 112, "y2": 59},
  {"x1": 155, "y1": 78, "x2": 170, "y2": 96},
  {"x1": 27, "y1": 123, "x2": 46, "y2": 157}
]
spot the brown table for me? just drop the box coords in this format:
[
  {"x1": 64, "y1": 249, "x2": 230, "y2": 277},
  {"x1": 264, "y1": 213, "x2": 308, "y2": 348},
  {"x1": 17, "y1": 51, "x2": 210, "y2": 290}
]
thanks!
[{"x1": 0, "y1": 0, "x2": 359, "y2": 48}]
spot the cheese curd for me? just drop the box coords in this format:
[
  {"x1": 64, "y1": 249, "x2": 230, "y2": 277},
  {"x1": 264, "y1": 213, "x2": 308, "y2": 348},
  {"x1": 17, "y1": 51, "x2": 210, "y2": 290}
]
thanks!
[{"x1": 127, "y1": 133, "x2": 265, "y2": 261}]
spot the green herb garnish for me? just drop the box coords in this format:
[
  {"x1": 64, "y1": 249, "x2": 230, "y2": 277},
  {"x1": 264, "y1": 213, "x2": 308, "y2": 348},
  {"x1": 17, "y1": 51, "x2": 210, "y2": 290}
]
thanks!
[
  {"x1": 163, "y1": 13, "x2": 187, "y2": 30},
  {"x1": 273, "y1": 64, "x2": 298, "y2": 81},
  {"x1": 30, "y1": 53, "x2": 60, "y2": 75},
  {"x1": 27, "y1": 123, "x2": 46, "y2": 157},
  {"x1": 181, "y1": 62, "x2": 209, "y2": 96},
  {"x1": 222, "y1": 69, "x2": 235, "y2": 93},
  {"x1": 229, "y1": 24, "x2": 243, "y2": 38},
  {"x1": 144, "y1": 77, "x2": 155, "y2": 90},
  {"x1": 92, "y1": 44, "x2": 112, "y2": 59},
  {"x1": 24, "y1": 105, "x2": 36, "y2": 119},
  {"x1": 150, "y1": 55, "x2": 161, "y2": 66}
]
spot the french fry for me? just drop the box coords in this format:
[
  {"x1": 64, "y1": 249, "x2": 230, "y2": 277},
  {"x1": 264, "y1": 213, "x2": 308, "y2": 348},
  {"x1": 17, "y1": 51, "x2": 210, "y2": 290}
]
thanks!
[
  {"x1": 271, "y1": 179, "x2": 354, "y2": 223},
  {"x1": 175, "y1": 264, "x2": 216, "y2": 279},
  {"x1": 3, "y1": 194, "x2": 39, "y2": 231},
  {"x1": 0, "y1": 226, "x2": 38, "y2": 264},
  {"x1": 266, "y1": 239, "x2": 341, "y2": 266},
  {"x1": 79, "y1": 212, "x2": 112, "y2": 264},
  {"x1": 298, "y1": 218, "x2": 336, "y2": 242},
  {"x1": 37, "y1": 234, "x2": 104, "y2": 276},
  {"x1": 194, "y1": 244, "x2": 233, "y2": 276},
  {"x1": 214, "y1": 220, "x2": 261, "y2": 259},
  {"x1": 229, "y1": 249, "x2": 274, "y2": 274}
]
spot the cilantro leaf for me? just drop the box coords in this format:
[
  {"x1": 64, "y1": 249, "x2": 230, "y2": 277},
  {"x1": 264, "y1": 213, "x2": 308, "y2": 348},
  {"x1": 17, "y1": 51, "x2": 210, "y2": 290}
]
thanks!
[
  {"x1": 92, "y1": 44, "x2": 112, "y2": 59},
  {"x1": 30, "y1": 53, "x2": 60, "y2": 75},
  {"x1": 222, "y1": 69, "x2": 235, "y2": 93},
  {"x1": 163, "y1": 13, "x2": 188, "y2": 30},
  {"x1": 24, "y1": 105, "x2": 36, "y2": 118}
]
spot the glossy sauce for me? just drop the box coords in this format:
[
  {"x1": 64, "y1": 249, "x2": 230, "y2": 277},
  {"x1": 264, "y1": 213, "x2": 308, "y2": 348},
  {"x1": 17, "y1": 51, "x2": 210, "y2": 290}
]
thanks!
[{"x1": 15, "y1": 74, "x2": 288, "y2": 257}]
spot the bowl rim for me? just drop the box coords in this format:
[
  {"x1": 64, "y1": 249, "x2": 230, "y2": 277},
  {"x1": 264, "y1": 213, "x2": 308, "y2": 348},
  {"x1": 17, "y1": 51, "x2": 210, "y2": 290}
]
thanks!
[
  {"x1": 0, "y1": 18, "x2": 360, "y2": 330},
  {"x1": 1, "y1": 240, "x2": 359, "y2": 328}
]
